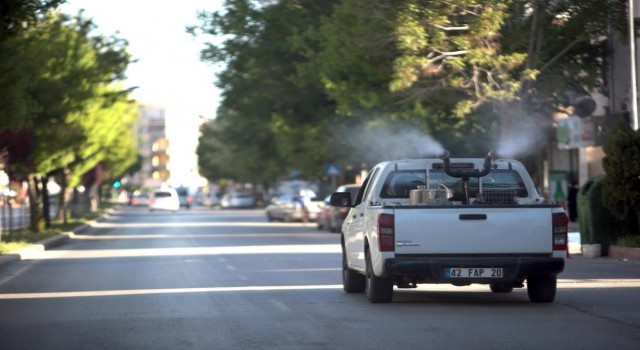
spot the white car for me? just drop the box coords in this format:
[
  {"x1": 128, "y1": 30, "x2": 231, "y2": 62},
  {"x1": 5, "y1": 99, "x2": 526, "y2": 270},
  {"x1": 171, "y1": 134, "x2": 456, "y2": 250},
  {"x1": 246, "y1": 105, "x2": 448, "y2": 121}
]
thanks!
[{"x1": 149, "y1": 188, "x2": 180, "y2": 212}]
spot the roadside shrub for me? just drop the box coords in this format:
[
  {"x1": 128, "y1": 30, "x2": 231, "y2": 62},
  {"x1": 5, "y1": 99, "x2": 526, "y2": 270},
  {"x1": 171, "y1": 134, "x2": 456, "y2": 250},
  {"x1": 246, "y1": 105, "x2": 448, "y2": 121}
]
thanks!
[
  {"x1": 602, "y1": 120, "x2": 640, "y2": 238},
  {"x1": 616, "y1": 235, "x2": 640, "y2": 248}
]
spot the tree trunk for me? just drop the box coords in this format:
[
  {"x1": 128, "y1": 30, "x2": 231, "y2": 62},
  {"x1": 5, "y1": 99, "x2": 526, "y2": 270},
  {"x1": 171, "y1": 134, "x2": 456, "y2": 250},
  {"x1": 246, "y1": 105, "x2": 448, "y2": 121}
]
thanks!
[
  {"x1": 90, "y1": 182, "x2": 100, "y2": 212},
  {"x1": 40, "y1": 176, "x2": 51, "y2": 228},
  {"x1": 27, "y1": 175, "x2": 42, "y2": 232},
  {"x1": 62, "y1": 186, "x2": 73, "y2": 223},
  {"x1": 55, "y1": 167, "x2": 72, "y2": 224},
  {"x1": 89, "y1": 163, "x2": 105, "y2": 212}
]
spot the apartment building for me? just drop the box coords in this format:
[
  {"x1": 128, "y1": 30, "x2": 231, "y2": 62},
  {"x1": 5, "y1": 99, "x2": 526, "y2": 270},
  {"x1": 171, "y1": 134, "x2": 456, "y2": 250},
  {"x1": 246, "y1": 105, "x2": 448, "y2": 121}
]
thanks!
[{"x1": 129, "y1": 105, "x2": 170, "y2": 189}]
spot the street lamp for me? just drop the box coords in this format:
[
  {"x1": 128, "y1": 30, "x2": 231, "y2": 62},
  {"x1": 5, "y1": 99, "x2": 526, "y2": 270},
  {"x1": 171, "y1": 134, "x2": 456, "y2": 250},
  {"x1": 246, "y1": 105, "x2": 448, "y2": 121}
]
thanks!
[{"x1": 630, "y1": 0, "x2": 639, "y2": 130}]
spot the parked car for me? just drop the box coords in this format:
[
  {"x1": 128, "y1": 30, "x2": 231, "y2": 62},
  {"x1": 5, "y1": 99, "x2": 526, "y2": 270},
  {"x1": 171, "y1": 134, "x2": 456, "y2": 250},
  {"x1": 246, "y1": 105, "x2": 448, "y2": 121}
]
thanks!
[
  {"x1": 265, "y1": 194, "x2": 322, "y2": 222},
  {"x1": 221, "y1": 192, "x2": 256, "y2": 209},
  {"x1": 129, "y1": 193, "x2": 149, "y2": 206},
  {"x1": 149, "y1": 188, "x2": 180, "y2": 212},
  {"x1": 316, "y1": 195, "x2": 332, "y2": 230},
  {"x1": 203, "y1": 191, "x2": 224, "y2": 208},
  {"x1": 326, "y1": 184, "x2": 360, "y2": 232},
  {"x1": 175, "y1": 187, "x2": 193, "y2": 209}
]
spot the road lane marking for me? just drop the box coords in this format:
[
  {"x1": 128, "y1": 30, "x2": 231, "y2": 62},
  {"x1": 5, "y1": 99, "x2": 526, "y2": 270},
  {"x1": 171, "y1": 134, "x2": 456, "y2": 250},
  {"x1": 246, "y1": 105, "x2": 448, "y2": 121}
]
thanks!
[
  {"x1": 259, "y1": 268, "x2": 341, "y2": 272},
  {"x1": 0, "y1": 284, "x2": 344, "y2": 300},
  {"x1": 89, "y1": 222, "x2": 320, "y2": 228},
  {"x1": 71, "y1": 233, "x2": 333, "y2": 240},
  {"x1": 2, "y1": 280, "x2": 640, "y2": 300},
  {"x1": 24, "y1": 244, "x2": 341, "y2": 260}
]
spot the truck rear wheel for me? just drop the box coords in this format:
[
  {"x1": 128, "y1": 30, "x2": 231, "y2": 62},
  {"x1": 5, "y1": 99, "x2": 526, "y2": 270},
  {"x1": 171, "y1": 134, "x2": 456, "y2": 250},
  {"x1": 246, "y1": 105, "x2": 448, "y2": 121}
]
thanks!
[
  {"x1": 527, "y1": 275, "x2": 557, "y2": 303},
  {"x1": 342, "y1": 248, "x2": 365, "y2": 293},
  {"x1": 365, "y1": 251, "x2": 393, "y2": 303}
]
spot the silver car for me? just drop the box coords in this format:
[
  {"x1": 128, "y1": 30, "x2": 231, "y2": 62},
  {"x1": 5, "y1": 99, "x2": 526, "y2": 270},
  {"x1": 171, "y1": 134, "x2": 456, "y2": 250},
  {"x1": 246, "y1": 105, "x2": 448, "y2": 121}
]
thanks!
[
  {"x1": 265, "y1": 195, "x2": 322, "y2": 222},
  {"x1": 221, "y1": 192, "x2": 256, "y2": 208}
]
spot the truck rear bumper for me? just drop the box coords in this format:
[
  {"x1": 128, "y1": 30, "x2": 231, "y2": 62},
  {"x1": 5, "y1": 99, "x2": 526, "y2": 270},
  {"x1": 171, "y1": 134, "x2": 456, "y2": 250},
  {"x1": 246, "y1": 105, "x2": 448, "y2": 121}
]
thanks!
[{"x1": 384, "y1": 256, "x2": 564, "y2": 283}]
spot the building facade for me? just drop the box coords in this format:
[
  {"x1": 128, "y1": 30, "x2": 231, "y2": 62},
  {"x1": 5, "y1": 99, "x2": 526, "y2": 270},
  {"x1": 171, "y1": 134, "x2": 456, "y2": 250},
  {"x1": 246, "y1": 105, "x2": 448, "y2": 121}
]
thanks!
[{"x1": 128, "y1": 105, "x2": 170, "y2": 189}]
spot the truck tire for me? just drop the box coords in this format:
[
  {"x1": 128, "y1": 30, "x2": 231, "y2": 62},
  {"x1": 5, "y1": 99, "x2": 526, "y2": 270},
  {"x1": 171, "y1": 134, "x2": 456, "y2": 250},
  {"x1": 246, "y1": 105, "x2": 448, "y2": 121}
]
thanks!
[
  {"x1": 490, "y1": 282, "x2": 514, "y2": 293},
  {"x1": 342, "y1": 247, "x2": 365, "y2": 293},
  {"x1": 365, "y1": 251, "x2": 393, "y2": 303},
  {"x1": 527, "y1": 275, "x2": 557, "y2": 303}
]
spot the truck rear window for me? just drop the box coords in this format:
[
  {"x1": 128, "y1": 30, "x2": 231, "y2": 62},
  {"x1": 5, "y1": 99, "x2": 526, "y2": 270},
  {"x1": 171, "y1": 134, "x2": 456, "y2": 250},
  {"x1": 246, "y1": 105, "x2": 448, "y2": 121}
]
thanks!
[{"x1": 380, "y1": 169, "x2": 528, "y2": 199}]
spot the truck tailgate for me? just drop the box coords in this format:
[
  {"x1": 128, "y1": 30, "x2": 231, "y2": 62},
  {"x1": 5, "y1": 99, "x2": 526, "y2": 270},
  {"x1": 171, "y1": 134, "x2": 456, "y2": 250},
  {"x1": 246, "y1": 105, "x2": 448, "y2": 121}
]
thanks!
[{"x1": 394, "y1": 207, "x2": 553, "y2": 255}]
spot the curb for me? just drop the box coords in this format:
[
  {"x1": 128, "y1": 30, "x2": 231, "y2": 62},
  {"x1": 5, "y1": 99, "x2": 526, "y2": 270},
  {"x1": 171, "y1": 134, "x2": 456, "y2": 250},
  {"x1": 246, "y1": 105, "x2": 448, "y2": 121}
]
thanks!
[
  {"x1": 0, "y1": 207, "x2": 117, "y2": 271},
  {"x1": 0, "y1": 232, "x2": 76, "y2": 270}
]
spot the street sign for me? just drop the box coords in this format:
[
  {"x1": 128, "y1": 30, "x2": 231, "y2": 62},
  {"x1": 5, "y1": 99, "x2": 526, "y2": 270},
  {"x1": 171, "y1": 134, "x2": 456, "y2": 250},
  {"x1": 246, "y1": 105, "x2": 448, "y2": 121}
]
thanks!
[{"x1": 325, "y1": 163, "x2": 341, "y2": 177}]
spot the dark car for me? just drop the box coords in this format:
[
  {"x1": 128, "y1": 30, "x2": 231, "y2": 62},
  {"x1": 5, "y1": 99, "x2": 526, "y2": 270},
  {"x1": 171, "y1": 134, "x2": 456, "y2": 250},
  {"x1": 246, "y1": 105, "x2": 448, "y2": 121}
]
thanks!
[
  {"x1": 129, "y1": 193, "x2": 149, "y2": 206},
  {"x1": 175, "y1": 187, "x2": 193, "y2": 209},
  {"x1": 326, "y1": 184, "x2": 360, "y2": 232}
]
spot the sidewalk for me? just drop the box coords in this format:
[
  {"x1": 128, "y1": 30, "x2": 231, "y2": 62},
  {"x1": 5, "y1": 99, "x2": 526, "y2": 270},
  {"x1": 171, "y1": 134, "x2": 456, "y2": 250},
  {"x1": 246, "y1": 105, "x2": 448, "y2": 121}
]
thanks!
[
  {"x1": 0, "y1": 232, "x2": 76, "y2": 269},
  {"x1": 568, "y1": 220, "x2": 580, "y2": 233},
  {"x1": 0, "y1": 208, "x2": 115, "y2": 271}
]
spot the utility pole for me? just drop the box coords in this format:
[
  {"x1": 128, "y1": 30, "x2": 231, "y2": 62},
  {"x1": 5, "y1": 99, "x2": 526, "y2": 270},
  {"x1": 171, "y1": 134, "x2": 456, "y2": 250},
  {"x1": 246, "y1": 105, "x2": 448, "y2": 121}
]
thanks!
[{"x1": 630, "y1": 0, "x2": 639, "y2": 130}]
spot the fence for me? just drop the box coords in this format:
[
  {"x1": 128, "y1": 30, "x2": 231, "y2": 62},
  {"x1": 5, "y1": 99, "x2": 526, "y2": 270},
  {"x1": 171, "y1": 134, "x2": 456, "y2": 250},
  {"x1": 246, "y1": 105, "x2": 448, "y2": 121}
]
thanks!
[
  {"x1": 0, "y1": 199, "x2": 32, "y2": 234},
  {"x1": 0, "y1": 200, "x2": 59, "y2": 237}
]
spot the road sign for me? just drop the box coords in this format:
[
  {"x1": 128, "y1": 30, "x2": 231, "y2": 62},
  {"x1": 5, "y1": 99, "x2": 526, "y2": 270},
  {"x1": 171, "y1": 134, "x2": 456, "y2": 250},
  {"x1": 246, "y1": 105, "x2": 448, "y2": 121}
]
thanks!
[{"x1": 325, "y1": 163, "x2": 341, "y2": 177}]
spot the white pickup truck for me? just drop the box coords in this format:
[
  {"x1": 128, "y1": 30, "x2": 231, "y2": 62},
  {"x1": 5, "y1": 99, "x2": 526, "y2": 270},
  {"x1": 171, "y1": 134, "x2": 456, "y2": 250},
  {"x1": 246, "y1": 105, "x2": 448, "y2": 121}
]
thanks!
[{"x1": 330, "y1": 151, "x2": 568, "y2": 303}]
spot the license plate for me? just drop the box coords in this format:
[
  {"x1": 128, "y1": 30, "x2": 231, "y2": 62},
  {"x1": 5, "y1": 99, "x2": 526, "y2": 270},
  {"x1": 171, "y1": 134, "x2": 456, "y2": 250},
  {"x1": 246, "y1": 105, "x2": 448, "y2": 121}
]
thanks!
[{"x1": 445, "y1": 267, "x2": 503, "y2": 278}]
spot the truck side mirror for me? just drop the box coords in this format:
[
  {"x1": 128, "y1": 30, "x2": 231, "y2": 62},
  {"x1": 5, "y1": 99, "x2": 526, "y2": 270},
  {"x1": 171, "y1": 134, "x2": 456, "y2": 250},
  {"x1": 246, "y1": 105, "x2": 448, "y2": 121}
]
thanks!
[{"x1": 330, "y1": 192, "x2": 351, "y2": 207}]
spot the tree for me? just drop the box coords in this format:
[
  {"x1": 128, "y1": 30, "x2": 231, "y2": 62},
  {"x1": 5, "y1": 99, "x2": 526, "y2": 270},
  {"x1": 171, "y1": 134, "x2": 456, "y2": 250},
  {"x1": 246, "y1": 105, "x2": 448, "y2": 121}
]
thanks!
[
  {"x1": 0, "y1": 0, "x2": 64, "y2": 39},
  {"x1": 194, "y1": 0, "x2": 624, "y2": 187},
  {"x1": 0, "y1": 10, "x2": 134, "y2": 230},
  {"x1": 194, "y1": 0, "x2": 339, "y2": 186},
  {"x1": 53, "y1": 89, "x2": 139, "y2": 221},
  {"x1": 295, "y1": 0, "x2": 622, "y2": 179},
  {"x1": 0, "y1": 0, "x2": 65, "y2": 130}
]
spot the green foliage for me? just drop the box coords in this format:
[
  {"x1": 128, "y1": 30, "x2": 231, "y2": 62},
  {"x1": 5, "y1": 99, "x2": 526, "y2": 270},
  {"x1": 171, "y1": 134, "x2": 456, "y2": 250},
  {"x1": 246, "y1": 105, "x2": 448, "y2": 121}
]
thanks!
[
  {"x1": 602, "y1": 121, "x2": 640, "y2": 229},
  {"x1": 194, "y1": 0, "x2": 339, "y2": 185},
  {"x1": 0, "y1": 0, "x2": 65, "y2": 39},
  {"x1": 2, "y1": 11, "x2": 134, "y2": 178},
  {"x1": 304, "y1": 0, "x2": 397, "y2": 114},
  {"x1": 74, "y1": 90, "x2": 139, "y2": 185},
  {"x1": 616, "y1": 235, "x2": 640, "y2": 248}
]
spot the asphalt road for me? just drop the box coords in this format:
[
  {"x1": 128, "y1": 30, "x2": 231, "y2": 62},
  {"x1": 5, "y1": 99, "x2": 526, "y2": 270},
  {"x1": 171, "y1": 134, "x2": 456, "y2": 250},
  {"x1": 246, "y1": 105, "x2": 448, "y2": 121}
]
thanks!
[{"x1": 0, "y1": 206, "x2": 639, "y2": 349}]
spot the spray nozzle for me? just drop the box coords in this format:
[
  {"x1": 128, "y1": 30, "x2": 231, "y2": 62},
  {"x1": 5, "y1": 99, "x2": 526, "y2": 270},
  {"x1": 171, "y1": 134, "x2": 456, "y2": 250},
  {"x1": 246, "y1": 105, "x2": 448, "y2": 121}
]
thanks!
[
  {"x1": 437, "y1": 150, "x2": 450, "y2": 160},
  {"x1": 487, "y1": 150, "x2": 501, "y2": 160}
]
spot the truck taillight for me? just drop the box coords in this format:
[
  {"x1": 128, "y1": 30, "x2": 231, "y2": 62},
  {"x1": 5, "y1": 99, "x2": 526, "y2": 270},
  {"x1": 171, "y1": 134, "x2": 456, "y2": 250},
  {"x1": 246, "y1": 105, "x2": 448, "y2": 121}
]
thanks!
[
  {"x1": 552, "y1": 212, "x2": 569, "y2": 251},
  {"x1": 378, "y1": 213, "x2": 395, "y2": 252}
]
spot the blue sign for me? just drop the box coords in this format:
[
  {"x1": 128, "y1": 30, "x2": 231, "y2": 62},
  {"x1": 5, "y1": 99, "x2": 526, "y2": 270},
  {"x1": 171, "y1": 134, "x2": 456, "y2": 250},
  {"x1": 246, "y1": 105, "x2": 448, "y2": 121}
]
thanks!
[{"x1": 325, "y1": 163, "x2": 341, "y2": 177}]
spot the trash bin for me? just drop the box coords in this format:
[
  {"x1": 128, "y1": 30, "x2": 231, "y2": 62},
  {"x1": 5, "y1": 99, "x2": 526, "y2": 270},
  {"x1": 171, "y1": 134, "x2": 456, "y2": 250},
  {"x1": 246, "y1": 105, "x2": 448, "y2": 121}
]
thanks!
[{"x1": 577, "y1": 175, "x2": 618, "y2": 256}]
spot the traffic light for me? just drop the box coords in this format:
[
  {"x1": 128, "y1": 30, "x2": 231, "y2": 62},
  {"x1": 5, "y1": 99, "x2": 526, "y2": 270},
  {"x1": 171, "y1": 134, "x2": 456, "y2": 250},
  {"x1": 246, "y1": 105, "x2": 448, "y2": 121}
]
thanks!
[{"x1": 113, "y1": 180, "x2": 122, "y2": 189}]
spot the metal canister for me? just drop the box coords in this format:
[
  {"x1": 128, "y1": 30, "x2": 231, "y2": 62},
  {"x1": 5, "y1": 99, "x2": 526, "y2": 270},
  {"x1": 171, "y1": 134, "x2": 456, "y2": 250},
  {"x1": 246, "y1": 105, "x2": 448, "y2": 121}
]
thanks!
[{"x1": 409, "y1": 185, "x2": 428, "y2": 205}]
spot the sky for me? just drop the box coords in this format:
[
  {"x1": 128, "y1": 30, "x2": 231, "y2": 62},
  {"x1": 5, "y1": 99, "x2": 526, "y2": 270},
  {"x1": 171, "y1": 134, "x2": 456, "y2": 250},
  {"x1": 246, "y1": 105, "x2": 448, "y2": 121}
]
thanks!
[{"x1": 60, "y1": 0, "x2": 225, "y2": 187}]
